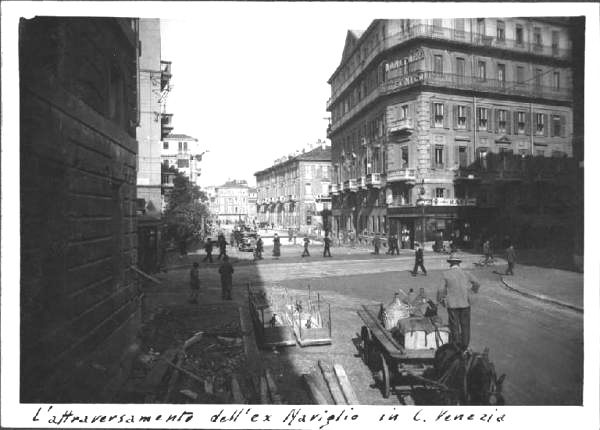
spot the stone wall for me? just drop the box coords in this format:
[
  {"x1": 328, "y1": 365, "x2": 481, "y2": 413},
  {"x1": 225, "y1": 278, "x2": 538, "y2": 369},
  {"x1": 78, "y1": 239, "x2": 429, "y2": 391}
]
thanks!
[{"x1": 20, "y1": 17, "x2": 141, "y2": 402}]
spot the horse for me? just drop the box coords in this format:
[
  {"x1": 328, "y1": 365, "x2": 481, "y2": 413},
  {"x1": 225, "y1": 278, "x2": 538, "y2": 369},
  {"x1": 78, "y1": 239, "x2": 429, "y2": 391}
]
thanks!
[{"x1": 432, "y1": 343, "x2": 506, "y2": 405}]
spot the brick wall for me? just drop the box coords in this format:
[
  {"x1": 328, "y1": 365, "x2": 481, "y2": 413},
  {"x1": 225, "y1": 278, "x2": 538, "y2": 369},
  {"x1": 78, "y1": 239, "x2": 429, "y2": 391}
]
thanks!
[{"x1": 20, "y1": 17, "x2": 141, "y2": 402}]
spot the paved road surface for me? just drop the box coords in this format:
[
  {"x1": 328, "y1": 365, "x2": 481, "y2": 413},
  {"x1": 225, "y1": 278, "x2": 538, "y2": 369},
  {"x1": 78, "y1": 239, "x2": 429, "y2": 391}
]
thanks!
[{"x1": 162, "y1": 253, "x2": 582, "y2": 405}]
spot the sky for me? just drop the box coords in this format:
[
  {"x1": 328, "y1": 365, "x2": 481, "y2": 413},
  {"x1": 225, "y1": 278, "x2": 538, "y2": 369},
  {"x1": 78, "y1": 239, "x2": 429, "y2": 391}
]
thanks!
[{"x1": 160, "y1": 7, "x2": 375, "y2": 188}]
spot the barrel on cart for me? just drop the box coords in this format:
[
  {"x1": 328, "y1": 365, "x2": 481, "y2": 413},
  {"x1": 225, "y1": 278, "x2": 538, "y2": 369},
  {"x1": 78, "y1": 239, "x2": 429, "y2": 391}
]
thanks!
[{"x1": 358, "y1": 304, "x2": 450, "y2": 402}]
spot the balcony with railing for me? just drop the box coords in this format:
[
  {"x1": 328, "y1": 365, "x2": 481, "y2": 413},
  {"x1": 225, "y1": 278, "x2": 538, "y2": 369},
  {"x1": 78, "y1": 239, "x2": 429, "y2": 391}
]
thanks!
[
  {"x1": 366, "y1": 172, "x2": 382, "y2": 187},
  {"x1": 161, "y1": 61, "x2": 172, "y2": 91},
  {"x1": 386, "y1": 168, "x2": 417, "y2": 183},
  {"x1": 327, "y1": 23, "x2": 571, "y2": 111},
  {"x1": 388, "y1": 118, "x2": 415, "y2": 134},
  {"x1": 388, "y1": 196, "x2": 412, "y2": 208},
  {"x1": 329, "y1": 70, "x2": 571, "y2": 134},
  {"x1": 161, "y1": 113, "x2": 174, "y2": 138}
]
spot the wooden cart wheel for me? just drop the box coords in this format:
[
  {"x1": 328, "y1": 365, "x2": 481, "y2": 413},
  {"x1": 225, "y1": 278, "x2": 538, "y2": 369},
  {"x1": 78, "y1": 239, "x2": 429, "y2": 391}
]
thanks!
[
  {"x1": 379, "y1": 352, "x2": 391, "y2": 399},
  {"x1": 360, "y1": 326, "x2": 372, "y2": 366}
]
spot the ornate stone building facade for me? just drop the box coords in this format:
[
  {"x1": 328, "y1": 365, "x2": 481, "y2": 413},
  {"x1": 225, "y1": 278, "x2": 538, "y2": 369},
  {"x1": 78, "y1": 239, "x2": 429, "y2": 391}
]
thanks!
[
  {"x1": 327, "y1": 18, "x2": 577, "y2": 249},
  {"x1": 255, "y1": 145, "x2": 331, "y2": 233}
]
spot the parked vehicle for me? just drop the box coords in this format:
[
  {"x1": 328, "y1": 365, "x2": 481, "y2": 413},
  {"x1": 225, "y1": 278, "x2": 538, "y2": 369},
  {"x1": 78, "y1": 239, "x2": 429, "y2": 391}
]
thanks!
[{"x1": 238, "y1": 230, "x2": 258, "y2": 252}]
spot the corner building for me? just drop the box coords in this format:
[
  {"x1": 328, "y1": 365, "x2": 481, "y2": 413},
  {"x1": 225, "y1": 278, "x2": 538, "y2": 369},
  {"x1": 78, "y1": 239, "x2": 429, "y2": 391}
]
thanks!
[{"x1": 327, "y1": 18, "x2": 575, "y2": 248}]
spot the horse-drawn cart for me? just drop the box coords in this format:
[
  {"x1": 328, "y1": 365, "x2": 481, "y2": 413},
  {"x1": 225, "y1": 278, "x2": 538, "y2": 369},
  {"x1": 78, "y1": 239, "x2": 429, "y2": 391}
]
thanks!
[{"x1": 358, "y1": 303, "x2": 450, "y2": 402}]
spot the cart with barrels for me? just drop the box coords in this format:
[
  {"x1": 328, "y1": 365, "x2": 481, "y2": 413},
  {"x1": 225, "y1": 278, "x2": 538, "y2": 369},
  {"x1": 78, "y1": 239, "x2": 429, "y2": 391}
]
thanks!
[{"x1": 358, "y1": 303, "x2": 451, "y2": 403}]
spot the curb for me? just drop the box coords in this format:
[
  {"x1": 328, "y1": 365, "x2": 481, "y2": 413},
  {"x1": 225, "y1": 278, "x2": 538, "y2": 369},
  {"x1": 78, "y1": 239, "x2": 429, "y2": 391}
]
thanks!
[{"x1": 501, "y1": 277, "x2": 583, "y2": 313}]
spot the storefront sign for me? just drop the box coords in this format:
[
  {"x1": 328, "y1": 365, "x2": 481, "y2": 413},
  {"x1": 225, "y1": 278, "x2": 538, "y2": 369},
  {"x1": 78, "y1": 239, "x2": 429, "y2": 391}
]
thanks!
[{"x1": 431, "y1": 198, "x2": 477, "y2": 206}]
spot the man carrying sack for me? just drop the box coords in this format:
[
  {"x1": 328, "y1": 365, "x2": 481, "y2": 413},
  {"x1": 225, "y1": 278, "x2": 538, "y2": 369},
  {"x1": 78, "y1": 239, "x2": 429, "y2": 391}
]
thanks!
[{"x1": 437, "y1": 254, "x2": 480, "y2": 351}]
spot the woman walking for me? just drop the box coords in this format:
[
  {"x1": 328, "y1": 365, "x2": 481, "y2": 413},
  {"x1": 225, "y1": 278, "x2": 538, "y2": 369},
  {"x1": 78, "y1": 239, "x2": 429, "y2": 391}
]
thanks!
[{"x1": 272, "y1": 233, "x2": 281, "y2": 259}]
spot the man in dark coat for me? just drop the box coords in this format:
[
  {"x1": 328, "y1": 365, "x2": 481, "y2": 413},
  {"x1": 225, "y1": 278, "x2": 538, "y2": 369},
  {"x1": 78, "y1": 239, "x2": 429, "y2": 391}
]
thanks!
[
  {"x1": 218, "y1": 255, "x2": 234, "y2": 300},
  {"x1": 437, "y1": 254, "x2": 481, "y2": 351},
  {"x1": 387, "y1": 234, "x2": 399, "y2": 255},
  {"x1": 202, "y1": 238, "x2": 214, "y2": 263},
  {"x1": 411, "y1": 242, "x2": 427, "y2": 276},
  {"x1": 272, "y1": 233, "x2": 281, "y2": 259},
  {"x1": 255, "y1": 235, "x2": 264, "y2": 260},
  {"x1": 217, "y1": 233, "x2": 227, "y2": 260},
  {"x1": 302, "y1": 237, "x2": 311, "y2": 257},
  {"x1": 505, "y1": 245, "x2": 516, "y2": 275},
  {"x1": 323, "y1": 234, "x2": 332, "y2": 257}
]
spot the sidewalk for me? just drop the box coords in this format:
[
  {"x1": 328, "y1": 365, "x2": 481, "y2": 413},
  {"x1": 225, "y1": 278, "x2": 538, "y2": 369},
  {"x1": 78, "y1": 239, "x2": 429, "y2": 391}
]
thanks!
[{"x1": 500, "y1": 265, "x2": 583, "y2": 312}]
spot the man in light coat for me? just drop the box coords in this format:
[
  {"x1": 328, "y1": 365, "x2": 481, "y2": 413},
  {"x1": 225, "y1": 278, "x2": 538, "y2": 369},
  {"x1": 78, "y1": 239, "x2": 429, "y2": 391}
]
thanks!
[{"x1": 437, "y1": 254, "x2": 481, "y2": 351}]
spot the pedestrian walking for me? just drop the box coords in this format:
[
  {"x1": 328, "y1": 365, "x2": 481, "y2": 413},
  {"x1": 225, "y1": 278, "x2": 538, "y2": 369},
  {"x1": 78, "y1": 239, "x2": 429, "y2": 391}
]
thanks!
[
  {"x1": 483, "y1": 240, "x2": 493, "y2": 264},
  {"x1": 217, "y1": 233, "x2": 227, "y2": 260},
  {"x1": 255, "y1": 235, "x2": 264, "y2": 260},
  {"x1": 411, "y1": 242, "x2": 427, "y2": 276},
  {"x1": 373, "y1": 234, "x2": 381, "y2": 255},
  {"x1": 272, "y1": 233, "x2": 281, "y2": 259},
  {"x1": 388, "y1": 234, "x2": 399, "y2": 255},
  {"x1": 229, "y1": 231, "x2": 235, "y2": 248},
  {"x1": 302, "y1": 237, "x2": 311, "y2": 257},
  {"x1": 437, "y1": 254, "x2": 481, "y2": 351},
  {"x1": 218, "y1": 255, "x2": 234, "y2": 300},
  {"x1": 505, "y1": 245, "x2": 516, "y2": 275},
  {"x1": 288, "y1": 228, "x2": 294, "y2": 243},
  {"x1": 323, "y1": 234, "x2": 332, "y2": 257},
  {"x1": 202, "y1": 238, "x2": 214, "y2": 263},
  {"x1": 189, "y1": 262, "x2": 200, "y2": 304}
]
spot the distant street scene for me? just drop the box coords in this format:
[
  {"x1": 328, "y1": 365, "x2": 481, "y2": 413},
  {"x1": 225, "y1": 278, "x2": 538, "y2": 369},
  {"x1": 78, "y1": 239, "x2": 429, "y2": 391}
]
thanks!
[{"x1": 13, "y1": 8, "x2": 587, "y2": 411}]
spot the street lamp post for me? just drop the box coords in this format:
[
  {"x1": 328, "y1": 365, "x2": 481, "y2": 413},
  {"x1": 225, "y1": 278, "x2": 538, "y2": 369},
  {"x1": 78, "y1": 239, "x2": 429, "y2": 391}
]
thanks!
[{"x1": 416, "y1": 181, "x2": 426, "y2": 246}]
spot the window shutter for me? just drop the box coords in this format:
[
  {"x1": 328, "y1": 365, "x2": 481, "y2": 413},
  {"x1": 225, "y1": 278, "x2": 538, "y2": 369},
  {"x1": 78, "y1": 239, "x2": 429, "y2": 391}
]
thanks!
[
  {"x1": 486, "y1": 108, "x2": 492, "y2": 132},
  {"x1": 513, "y1": 112, "x2": 519, "y2": 134},
  {"x1": 494, "y1": 109, "x2": 499, "y2": 133},
  {"x1": 466, "y1": 106, "x2": 472, "y2": 131},
  {"x1": 431, "y1": 102, "x2": 436, "y2": 128},
  {"x1": 525, "y1": 113, "x2": 531, "y2": 136},
  {"x1": 544, "y1": 114, "x2": 549, "y2": 137},
  {"x1": 431, "y1": 144, "x2": 436, "y2": 168},
  {"x1": 505, "y1": 110, "x2": 511, "y2": 135},
  {"x1": 550, "y1": 115, "x2": 555, "y2": 137},
  {"x1": 455, "y1": 145, "x2": 460, "y2": 166},
  {"x1": 445, "y1": 145, "x2": 449, "y2": 166},
  {"x1": 444, "y1": 103, "x2": 450, "y2": 129},
  {"x1": 453, "y1": 105, "x2": 458, "y2": 129},
  {"x1": 560, "y1": 115, "x2": 566, "y2": 137}
]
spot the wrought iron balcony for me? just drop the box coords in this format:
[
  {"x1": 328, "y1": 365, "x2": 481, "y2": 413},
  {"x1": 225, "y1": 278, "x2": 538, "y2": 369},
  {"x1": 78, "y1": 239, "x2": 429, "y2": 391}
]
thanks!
[
  {"x1": 388, "y1": 118, "x2": 414, "y2": 134},
  {"x1": 161, "y1": 61, "x2": 172, "y2": 91},
  {"x1": 386, "y1": 168, "x2": 416, "y2": 183},
  {"x1": 387, "y1": 197, "x2": 412, "y2": 208},
  {"x1": 366, "y1": 173, "x2": 382, "y2": 187}
]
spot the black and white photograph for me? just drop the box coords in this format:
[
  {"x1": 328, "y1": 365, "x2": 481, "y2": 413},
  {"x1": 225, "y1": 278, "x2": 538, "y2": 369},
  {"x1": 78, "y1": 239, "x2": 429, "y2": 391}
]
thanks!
[{"x1": 1, "y1": 1, "x2": 599, "y2": 429}]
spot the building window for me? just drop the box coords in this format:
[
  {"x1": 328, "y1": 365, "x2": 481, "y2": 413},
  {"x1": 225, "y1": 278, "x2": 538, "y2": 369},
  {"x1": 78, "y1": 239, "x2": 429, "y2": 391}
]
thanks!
[
  {"x1": 455, "y1": 18, "x2": 465, "y2": 38},
  {"x1": 400, "y1": 104, "x2": 409, "y2": 120},
  {"x1": 496, "y1": 20, "x2": 505, "y2": 41},
  {"x1": 535, "y1": 68, "x2": 543, "y2": 88},
  {"x1": 177, "y1": 159, "x2": 189, "y2": 168},
  {"x1": 515, "y1": 25, "x2": 524, "y2": 45},
  {"x1": 478, "y1": 148, "x2": 488, "y2": 169},
  {"x1": 517, "y1": 111, "x2": 526, "y2": 134},
  {"x1": 433, "y1": 103, "x2": 444, "y2": 127},
  {"x1": 435, "y1": 188, "x2": 445, "y2": 198},
  {"x1": 553, "y1": 72, "x2": 560, "y2": 90},
  {"x1": 552, "y1": 31, "x2": 559, "y2": 55},
  {"x1": 516, "y1": 66, "x2": 524, "y2": 84},
  {"x1": 477, "y1": 107, "x2": 489, "y2": 130},
  {"x1": 434, "y1": 55, "x2": 443, "y2": 75},
  {"x1": 477, "y1": 61, "x2": 486, "y2": 81},
  {"x1": 457, "y1": 105, "x2": 467, "y2": 128},
  {"x1": 497, "y1": 63, "x2": 506, "y2": 85},
  {"x1": 162, "y1": 159, "x2": 169, "y2": 167},
  {"x1": 435, "y1": 146, "x2": 444, "y2": 167},
  {"x1": 459, "y1": 146, "x2": 468, "y2": 168},
  {"x1": 477, "y1": 18, "x2": 485, "y2": 35},
  {"x1": 533, "y1": 27, "x2": 542, "y2": 47},
  {"x1": 163, "y1": 142, "x2": 169, "y2": 150},
  {"x1": 401, "y1": 146, "x2": 409, "y2": 167},
  {"x1": 552, "y1": 115, "x2": 562, "y2": 136},
  {"x1": 536, "y1": 149, "x2": 545, "y2": 157},
  {"x1": 498, "y1": 110, "x2": 507, "y2": 133},
  {"x1": 536, "y1": 113, "x2": 545, "y2": 134},
  {"x1": 456, "y1": 57, "x2": 465, "y2": 76}
]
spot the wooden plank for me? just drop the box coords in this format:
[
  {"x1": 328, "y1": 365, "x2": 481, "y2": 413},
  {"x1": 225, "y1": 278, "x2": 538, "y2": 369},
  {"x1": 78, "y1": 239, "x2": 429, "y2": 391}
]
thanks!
[
  {"x1": 130, "y1": 265, "x2": 161, "y2": 284},
  {"x1": 230, "y1": 376, "x2": 246, "y2": 404},
  {"x1": 162, "y1": 358, "x2": 205, "y2": 385},
  {"x1": 302, "y1": 374, "x2": 330, "y2": 405},
  {"x1": 333, "y1": 364, "x2": 360, "y2": 405},
  {"x1": 264, "y1": 369, "x2": 282, "y2": 404},
  {"x1": 318, "y1": 360, "x2": 347, "y2": 405}
]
